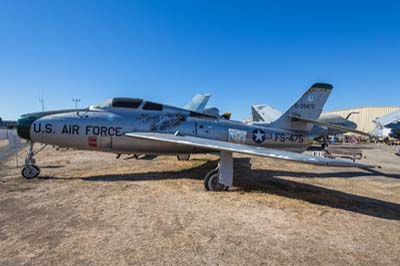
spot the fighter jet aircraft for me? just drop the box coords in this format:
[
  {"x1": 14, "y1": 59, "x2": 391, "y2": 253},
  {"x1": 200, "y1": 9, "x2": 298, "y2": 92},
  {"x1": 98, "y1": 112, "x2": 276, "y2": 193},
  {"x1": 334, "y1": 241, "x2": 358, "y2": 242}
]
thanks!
[{"x1": 17, "y1": 83, "x2": 376, "y2": 191}]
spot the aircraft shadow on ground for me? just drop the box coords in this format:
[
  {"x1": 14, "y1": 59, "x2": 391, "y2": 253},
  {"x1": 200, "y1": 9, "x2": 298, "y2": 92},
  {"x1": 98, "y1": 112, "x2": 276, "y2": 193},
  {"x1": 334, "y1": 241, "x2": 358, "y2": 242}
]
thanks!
[
  {"x1": 59, "y1": 157, "x2": 400, "y2": 220},
  {"x1": 41, "y1": 165, "x2": 65, "y2": 169}
]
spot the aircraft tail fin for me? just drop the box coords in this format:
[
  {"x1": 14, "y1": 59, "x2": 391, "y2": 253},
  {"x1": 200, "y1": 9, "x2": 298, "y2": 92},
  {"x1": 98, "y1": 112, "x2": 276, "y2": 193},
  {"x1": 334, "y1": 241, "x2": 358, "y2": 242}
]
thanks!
[
  {"x1": 184, "y1": 94, "x2": 211, "y2": 113},
  {"x1": 269, "y1": 83, "x2": 333, "y2": 132}
]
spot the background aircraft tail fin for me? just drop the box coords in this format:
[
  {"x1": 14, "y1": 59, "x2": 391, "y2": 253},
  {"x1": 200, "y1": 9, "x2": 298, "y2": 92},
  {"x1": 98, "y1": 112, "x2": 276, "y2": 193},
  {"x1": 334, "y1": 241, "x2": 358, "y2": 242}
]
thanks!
[
  {"x1": 251, "y1": 105, "x2": 282, "y2": 123},
  {"x1": 184, "y1": 93, "x2": 211, "y2": 113},
  {"x1": 270, "y1": 83, "x2": 333, "y2": 132}
]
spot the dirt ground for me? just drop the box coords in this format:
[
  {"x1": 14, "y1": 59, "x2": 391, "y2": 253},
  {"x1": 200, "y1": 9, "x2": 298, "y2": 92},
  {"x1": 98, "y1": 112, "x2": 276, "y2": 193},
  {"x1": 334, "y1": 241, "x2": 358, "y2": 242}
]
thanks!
[
  {"x1": 0, "y1": 139, "x2": 8, "y2": 149},
  {"x1": 0, "y1": 144, "x2": 399, "y2": 266}
]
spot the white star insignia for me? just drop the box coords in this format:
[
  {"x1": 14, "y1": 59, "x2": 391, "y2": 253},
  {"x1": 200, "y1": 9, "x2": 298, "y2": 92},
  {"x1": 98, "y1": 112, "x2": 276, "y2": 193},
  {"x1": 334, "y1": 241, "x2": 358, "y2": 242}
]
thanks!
[{"x1": 254, "y1": 130, "x2": 264, "y2": 142}]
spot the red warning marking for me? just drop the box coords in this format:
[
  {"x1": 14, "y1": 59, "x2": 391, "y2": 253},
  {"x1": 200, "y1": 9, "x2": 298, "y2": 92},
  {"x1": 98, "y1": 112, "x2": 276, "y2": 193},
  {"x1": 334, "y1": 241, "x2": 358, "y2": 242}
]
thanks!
[{"x1": 88, "y1": 136, "x2": 97, "y2": 147}]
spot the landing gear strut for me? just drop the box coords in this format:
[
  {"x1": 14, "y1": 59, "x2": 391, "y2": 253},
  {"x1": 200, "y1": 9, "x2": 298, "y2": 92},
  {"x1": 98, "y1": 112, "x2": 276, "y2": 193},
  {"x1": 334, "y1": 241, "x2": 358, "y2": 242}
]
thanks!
[
  {"x1": 21, "y1": 142, "x2": 41, "y2": 179},
  {"x1": 321, "y1": 135, "x2": 329, "y2": 150},
  {"x1": 177, "y1": 154, "x2": 190, "y2": 161},
  {"x1": 204, "y1": 151, "x2": 233, "y2": 191}
]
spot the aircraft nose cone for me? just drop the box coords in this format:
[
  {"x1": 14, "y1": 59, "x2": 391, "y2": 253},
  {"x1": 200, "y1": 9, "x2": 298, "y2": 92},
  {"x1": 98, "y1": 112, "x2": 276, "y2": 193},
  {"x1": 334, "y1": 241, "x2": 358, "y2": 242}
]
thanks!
[{"x1": 17, "y1": 115, "x2": 37, "y2": 140}]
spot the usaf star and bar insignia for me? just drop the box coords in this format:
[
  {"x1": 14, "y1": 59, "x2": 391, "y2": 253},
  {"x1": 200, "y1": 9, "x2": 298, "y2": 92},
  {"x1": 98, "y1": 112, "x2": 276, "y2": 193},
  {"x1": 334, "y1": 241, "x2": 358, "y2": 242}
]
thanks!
[{"x1": 251, "y1": 129, "x2": 272, "y2": 144}]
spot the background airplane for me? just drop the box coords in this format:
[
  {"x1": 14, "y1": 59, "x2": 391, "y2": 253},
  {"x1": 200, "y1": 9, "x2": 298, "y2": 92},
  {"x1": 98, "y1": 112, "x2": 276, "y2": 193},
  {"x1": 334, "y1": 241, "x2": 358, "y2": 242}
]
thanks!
[
  {"x1": 184, "y1": 93, "x2": 211, "y2": 113},
  {"x1": 372, "y1": 109, "x2": 400, "y2": 140}
]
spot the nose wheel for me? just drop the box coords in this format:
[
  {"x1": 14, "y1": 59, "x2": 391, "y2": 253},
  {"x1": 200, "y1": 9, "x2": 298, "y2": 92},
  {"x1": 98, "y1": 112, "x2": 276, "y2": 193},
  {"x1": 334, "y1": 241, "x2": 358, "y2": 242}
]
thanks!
[
  {"x1": 22, "y1": 165, "x2": 40, "y2": 179},
  {"x1": 21, "y1": 141, "x2": 42, "y2": 179}
]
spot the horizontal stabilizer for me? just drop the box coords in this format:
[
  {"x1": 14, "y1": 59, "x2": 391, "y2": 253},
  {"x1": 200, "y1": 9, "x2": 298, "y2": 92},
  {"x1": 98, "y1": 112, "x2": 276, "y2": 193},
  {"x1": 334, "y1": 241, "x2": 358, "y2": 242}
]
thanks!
[
  {"x1": 125, "y1": 132, "x2": 376, "y2": 169},
  {"x1": 288, "y1": 114, "x2": 371, "y2": 137}
]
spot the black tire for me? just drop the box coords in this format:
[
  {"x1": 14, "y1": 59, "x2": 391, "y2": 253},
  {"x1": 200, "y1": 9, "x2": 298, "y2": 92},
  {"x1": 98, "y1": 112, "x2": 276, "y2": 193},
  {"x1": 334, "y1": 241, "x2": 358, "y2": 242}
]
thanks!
[
  {"x1": 204, "y1": 168, "x2": 219, "y2": 190},
  {"x1": 21, "y1": 165, "x2": 40, "y2": 179},
  {"x1": 205, "y1": 172, "x2": 228, "y2": 192}
]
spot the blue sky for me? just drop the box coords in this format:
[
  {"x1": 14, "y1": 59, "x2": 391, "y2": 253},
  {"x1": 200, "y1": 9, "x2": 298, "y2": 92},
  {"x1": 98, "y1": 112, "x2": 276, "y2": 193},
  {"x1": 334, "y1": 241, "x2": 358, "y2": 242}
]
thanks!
[{"x1": 0, "y1": 0, "x2": 399, "y2": 120}]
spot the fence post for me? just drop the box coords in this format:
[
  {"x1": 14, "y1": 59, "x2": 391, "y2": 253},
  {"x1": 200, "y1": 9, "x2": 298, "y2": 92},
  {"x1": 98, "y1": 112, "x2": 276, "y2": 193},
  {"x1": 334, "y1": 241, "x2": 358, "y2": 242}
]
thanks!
[{"x1": 14, "y1": 135, "x2": 19, "y2": 168}]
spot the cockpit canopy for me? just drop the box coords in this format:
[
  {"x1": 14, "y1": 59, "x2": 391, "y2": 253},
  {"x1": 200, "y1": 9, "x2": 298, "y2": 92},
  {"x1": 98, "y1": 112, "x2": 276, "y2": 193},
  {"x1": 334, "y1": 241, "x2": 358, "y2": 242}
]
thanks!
[
  {"x1": 91, "y1": 98, "x2": 164, "y2": 111},
  {"x1": 112, "y1": 98, "x2": 143, "y2": 109},
  {"x1": 89, "y1": 97, "x2": 221, "y2": 120}
]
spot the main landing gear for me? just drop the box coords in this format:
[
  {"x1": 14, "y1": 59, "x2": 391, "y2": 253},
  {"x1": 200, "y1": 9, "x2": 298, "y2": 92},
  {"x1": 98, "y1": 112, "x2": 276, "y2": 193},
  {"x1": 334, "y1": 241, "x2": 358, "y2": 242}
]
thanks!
[
  {"x1": 204, "y1": 167, "x2": 229, "y2": 191},
  {"x1": 21, "y1": 142, "x2": 44, "y2": 179},
  {"x1": 204, "y1": 151, "x2": 233, "y2": 191}
]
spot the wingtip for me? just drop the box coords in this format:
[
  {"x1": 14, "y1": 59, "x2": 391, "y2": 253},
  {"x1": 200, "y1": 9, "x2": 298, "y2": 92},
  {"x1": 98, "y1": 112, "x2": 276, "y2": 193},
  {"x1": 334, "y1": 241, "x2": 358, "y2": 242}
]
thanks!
[
  {"x1": 304, "y1": 83, "x2": 333, "y2": 95},
  {"x1": 311, "y1": 83, "x2": 333, "y2": 90},
  {"x1": 198, "y1": 93, "x2": 211, "y2": 97}
]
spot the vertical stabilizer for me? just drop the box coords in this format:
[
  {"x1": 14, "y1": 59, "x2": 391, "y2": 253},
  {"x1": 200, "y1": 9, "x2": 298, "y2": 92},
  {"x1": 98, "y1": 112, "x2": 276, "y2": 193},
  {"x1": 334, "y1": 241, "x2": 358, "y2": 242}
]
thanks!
[
  {"x1": 270, "y1": 83, "x2": 333, "y2": 131},
  {"x1": 184, "y1": 94, "x2": 211, "y2": 113}
]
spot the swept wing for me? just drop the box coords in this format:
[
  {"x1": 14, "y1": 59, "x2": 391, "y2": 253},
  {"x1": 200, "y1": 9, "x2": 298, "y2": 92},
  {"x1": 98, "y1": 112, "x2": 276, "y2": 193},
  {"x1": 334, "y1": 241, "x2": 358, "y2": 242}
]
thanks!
[{"x1": 125, "y1": 132, "x2": 376, "y2": 168}]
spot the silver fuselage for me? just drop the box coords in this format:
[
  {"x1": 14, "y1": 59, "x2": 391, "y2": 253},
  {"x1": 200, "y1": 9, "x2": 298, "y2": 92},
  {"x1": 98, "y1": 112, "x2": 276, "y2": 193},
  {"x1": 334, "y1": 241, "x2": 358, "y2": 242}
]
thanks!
[{"x1": 19, "y1": 103, "x2": 313, "y2": 154}]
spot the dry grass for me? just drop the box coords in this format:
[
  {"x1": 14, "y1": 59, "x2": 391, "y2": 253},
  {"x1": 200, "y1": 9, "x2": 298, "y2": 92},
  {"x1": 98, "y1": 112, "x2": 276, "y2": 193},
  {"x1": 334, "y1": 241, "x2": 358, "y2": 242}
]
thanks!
[
  {"x1": 0, "y1": 144, "x2": 399, "y2": 265},
  {"x1": 0, "y1": 139, "x2": 8, "y2": 149}
]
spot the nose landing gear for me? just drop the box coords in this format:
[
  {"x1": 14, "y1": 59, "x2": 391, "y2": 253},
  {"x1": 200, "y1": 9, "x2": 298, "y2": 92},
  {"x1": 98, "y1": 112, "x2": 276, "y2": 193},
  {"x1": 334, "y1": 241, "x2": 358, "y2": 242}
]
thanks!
[{"x1": 21, "y1": 142, "x2": 43, "y2": 179}]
